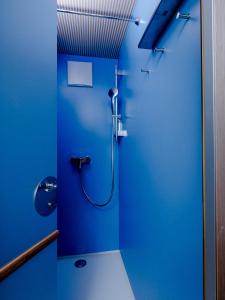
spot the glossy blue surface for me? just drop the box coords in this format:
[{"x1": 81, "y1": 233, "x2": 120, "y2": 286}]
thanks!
[
  {"x1": 58, "y1": 251, "x2": 135, "y2": 300},
  {"x1": 0, "y1": 0, "x2": 57, "y2": 298},
  {"x1": 118, "y1": 0, "x2": 203, "y2": 299},
  {"x1": 1, "y1": 243, "x2": 57, "y2": 300},
  {"x1": 57, "y1": 55, "x2": 119, "y2": 256}
]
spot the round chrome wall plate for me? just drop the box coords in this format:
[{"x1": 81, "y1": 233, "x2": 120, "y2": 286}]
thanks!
[{"x1": 34, "y1": 176, "x2": 57, "y2": 216}]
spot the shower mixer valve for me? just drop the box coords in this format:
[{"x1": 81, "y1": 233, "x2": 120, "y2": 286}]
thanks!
[{"x1": 71, "y1": 156, "x2": 91, "y2": 170}]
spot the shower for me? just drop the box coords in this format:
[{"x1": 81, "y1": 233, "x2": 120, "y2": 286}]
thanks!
[
  {"x1": 109, "y1": 87, "x2": 119, "y2": 141},
  {"x1": 71, "y1": 87, "x2": 119, "y2": 208},
  {"x1": 108, "y1": 87, "x2": 119, "y2": 113}
]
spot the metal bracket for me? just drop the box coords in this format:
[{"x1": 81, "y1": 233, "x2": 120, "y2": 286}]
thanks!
[
  {"x1": 154, "y1": 47, "x2": 165, "y2": 53},
  {"x1": 141, "y1": 68, "x2": 152, "y2": 74},
  {"x1": 176, "y1": 12, "x2": 191, "y2": 20}
]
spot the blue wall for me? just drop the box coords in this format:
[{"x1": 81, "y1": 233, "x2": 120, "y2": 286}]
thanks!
[
  {"x1": 57, "y1": 54, "x2": 119, "y2": 256},
  {"x1": 118, "y1": 0, "x2": 203, "y2": 299},
  {"x1": 0, "y1": 0, "x2": 57, "y2": 299}
]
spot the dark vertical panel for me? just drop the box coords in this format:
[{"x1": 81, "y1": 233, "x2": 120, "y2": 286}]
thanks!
[
  {"x1": 201, "y1": 0, "x2": 216, "y2": 299},
  {"x1": 214, "y1": 1, "x2": 225, "y2": 298}
]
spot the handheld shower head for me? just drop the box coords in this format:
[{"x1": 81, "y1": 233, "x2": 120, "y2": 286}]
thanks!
[
  {"x1": 108, "y1": 87, "x2": 118, "y2": 98},
  {"x1": 108, "y1": 88, "x2": 118, "y2": 114}
]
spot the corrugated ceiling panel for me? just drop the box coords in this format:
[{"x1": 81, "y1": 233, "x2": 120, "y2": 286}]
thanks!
[{"x1": 57, "y1": 0, "x2": 136, "y2": 58}]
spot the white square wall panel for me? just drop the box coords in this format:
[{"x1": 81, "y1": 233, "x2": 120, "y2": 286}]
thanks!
[{"x1": 67, "y1": 61, "x2": 93, "y2": 87}]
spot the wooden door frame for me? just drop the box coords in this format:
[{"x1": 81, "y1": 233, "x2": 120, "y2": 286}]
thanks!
[{"x1": 202, "y1": 1, "x2": 225, "y2": 299}]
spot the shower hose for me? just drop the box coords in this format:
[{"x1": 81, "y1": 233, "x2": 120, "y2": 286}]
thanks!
[{"x1": 78, "y1": 124, "x2": 115, "y2": 208}]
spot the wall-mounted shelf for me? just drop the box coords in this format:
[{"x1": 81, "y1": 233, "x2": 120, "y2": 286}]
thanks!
[{"x1": 138, "y1": 0, "x2": 184, "y2": 50}]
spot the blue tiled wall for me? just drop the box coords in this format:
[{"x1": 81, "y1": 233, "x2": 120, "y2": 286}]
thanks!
[
  {"x1": 118, "y1": 0, "x2": 203, "y2": 299},
  {"x1": 57, "y1": 55, "x2": 119, "y2": 256}
]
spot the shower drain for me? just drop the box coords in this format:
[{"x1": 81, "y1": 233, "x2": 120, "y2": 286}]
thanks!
[{"x1": 74, "y1": 259, "x2": 87, "y2": 268}]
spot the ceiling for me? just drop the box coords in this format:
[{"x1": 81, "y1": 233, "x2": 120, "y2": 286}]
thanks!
[{"x1": 57, "y1": 0, "x2": 136, "y2": 59}]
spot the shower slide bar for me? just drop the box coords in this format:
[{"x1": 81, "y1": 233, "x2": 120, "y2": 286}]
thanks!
[
  {"x1": 0, "y1": 230, "x2": 59, "y2": 281},
  {"x1": 57, "y1": 8, "x2": 140, "y2": 26}
]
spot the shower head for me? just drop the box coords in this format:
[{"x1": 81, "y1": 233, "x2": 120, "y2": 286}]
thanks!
[
  {"x1": 108, "y1": 88, "x2": 118, "y2": 99},
  {"x1": 108, "y1": 88, "x2": 118, "y2": 114}
]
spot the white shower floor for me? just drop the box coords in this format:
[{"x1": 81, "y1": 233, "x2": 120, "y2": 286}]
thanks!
[{"x1": 58, "y1": 250, "x2": 135, "y2": 300}]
